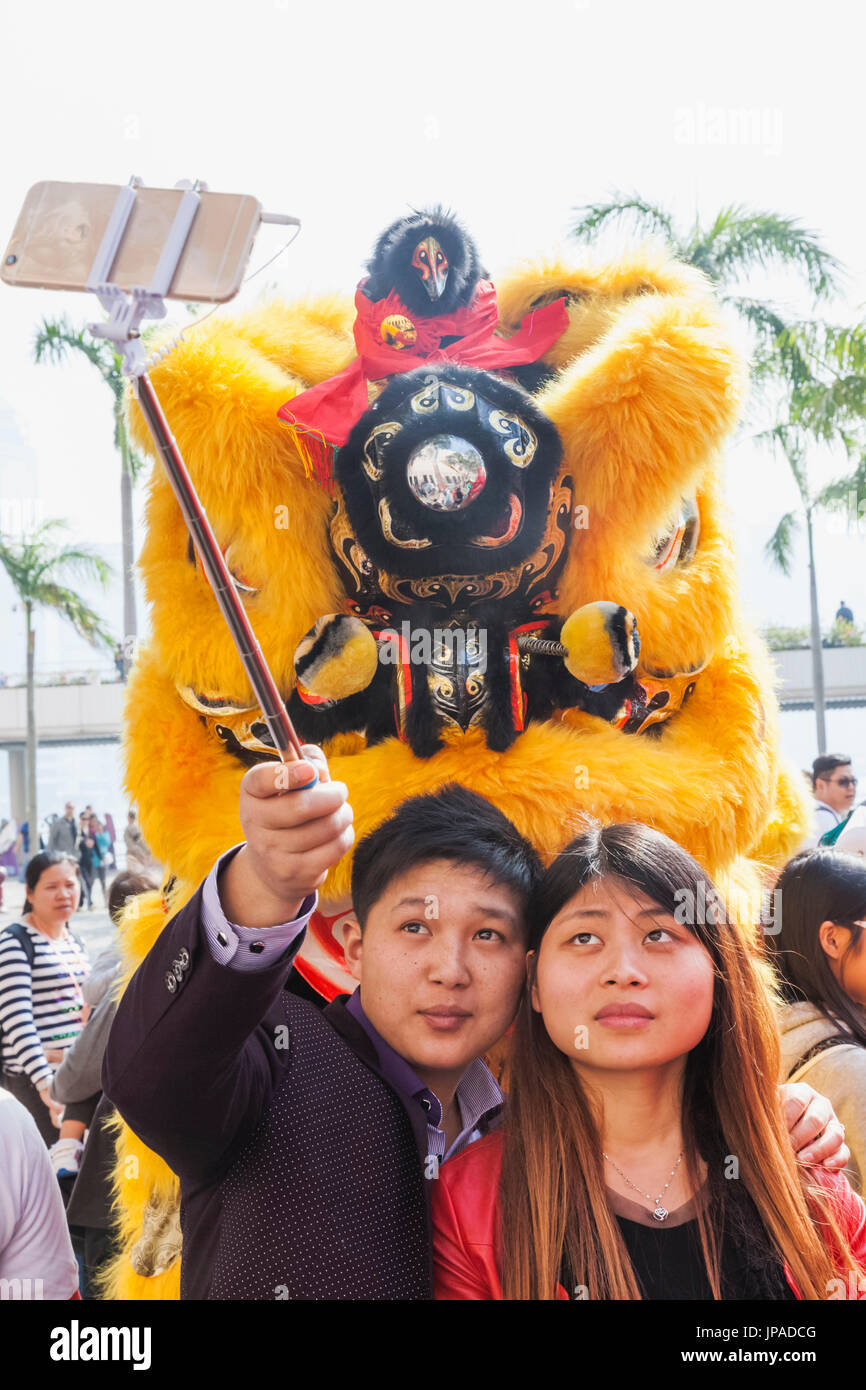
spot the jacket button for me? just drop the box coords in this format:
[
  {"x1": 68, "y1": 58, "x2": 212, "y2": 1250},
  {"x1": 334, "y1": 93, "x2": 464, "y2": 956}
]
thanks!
[
  {"x1": 177, "y1": 947, "x2": 190, "y2": 969},
  {"x1": 216, "y1": 932, "x2": 228, "y2": 948},
  {"x1": 165, "y1": 972, "x2": 177, "y2": 994},
  {"x1": 172, "y1": 960, "x2": 185, "y2": 982},
  {"x1": 249, "y1": 941, "x2": 265, "y2": 954}
]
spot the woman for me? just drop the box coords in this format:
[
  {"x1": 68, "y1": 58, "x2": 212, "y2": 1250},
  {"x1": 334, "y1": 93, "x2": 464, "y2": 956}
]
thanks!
[
  {"x1": 0, "y1": 852, "x2": 91, "y2": 1145},
  {"x1": 433, "y1": 823, "x2": 866, "y2": 1299},
  {"x1": 90, "y1": 816, "x2": 110, "y2": 908},
  {"x1": 767, "y1": 849, "x2": 866, "y2": 1195},
  {"x1": 77, "y1": 821, "x2": 96, "y2": 911}
]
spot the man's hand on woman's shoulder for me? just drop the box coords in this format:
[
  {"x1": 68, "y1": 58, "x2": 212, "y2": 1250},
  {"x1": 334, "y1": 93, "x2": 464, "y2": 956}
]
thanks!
[{"x1": 780, "y1": 1082, "x2": 850, "y2": 1171}]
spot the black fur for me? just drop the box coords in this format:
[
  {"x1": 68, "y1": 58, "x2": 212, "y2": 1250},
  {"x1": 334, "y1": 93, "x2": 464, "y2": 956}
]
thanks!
[
  {"x1": 337, "y1": 365, "x2": 563, "y2": 584},
  {"x1": 508, "y1": 361, "x2": 557, "y2": 394},
  {"x1": 363, "y1": 207, "x2": 486, "y2": 317}
]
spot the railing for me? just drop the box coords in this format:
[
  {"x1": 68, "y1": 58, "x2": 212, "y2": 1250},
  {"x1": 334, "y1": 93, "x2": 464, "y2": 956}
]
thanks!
[{"x1": 0, "y1": 664, "x2": 122, "y2": 688}]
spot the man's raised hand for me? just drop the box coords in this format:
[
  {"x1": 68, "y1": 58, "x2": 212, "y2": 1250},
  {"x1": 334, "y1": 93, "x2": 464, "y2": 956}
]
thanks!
[{"x1": 220, "y1": 745, "x2": 354, "y2": 929}]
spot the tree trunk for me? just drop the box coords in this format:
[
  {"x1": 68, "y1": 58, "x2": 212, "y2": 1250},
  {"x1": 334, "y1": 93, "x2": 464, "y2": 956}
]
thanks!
[
  {"x1": 806, "y1": 509, "x2": 827, "y2": 754},
  {"x1": 118, "y1": 412, "x2": 137, "y2": 678},
  {"x1": 25, "y1": 601, "x2": 38, "y2": 861}
]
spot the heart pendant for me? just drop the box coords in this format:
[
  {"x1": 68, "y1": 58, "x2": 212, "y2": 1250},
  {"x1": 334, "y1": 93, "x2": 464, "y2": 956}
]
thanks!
[{"x1": 652, "y1": 1206, "x2": 669, "y2": 1222}]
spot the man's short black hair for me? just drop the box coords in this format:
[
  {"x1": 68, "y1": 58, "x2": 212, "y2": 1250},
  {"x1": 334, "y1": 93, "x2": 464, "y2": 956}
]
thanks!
[
  {"x1": 812, "y1": 753, "x2": 852, "y2": 789},
  {"x1": 350, "y1": 783, "x2": 542, "y2": 934}
]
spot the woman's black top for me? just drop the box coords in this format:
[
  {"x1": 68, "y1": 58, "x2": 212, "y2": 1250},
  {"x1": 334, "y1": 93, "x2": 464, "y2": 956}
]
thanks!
[{"x1": 565, "y1": 1187, "x2": 798, "y2": 1301}]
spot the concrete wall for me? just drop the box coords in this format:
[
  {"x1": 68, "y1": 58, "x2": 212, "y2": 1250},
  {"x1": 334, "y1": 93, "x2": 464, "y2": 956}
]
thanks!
[
  {"x1": 0, "y1": 681, "x2": 125, "y2": 744},
  {"x1": 771, "y1": 646, "x2": 866, "y2": 704}
]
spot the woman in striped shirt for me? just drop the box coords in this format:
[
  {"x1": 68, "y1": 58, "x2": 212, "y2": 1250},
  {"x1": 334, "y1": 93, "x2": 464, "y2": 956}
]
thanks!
[{"x1": 0, "y1": 852, "x2": 91, "y2": 1145}]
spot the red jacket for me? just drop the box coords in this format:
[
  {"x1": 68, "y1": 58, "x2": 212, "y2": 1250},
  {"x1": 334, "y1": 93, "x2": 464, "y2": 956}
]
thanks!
[{"x1": 433, "y1": 1131, "x2": 866, "y2": 1300}]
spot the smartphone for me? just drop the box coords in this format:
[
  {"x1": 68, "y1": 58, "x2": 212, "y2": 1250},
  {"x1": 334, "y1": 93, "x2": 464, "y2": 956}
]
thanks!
[{"x1": 2, "y1": 181, "x2": 263, "y2": 302}]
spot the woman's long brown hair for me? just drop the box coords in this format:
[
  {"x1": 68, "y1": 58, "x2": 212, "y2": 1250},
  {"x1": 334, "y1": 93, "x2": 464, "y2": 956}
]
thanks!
[{"x1": 499, "y1": 823, "x2": 849, "y2": 1300}]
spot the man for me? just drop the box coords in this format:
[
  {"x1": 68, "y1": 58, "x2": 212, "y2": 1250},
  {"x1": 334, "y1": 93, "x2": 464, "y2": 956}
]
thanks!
[
  {"x1": 48, "y1": 803, "x2": 79, "y2": 861},
  {"x1": 103, "y1": 749, "x2": 849, "y2": 1300},
  {"x1": 104, "y1": 756, "x2": 537, "y2": 1298},
  {"x1": 807, "y1": 754, "x2": 858, "y2": 846}
]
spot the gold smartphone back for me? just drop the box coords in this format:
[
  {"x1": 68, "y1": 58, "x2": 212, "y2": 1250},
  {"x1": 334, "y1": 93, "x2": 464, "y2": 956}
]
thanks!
[{"x1": 2, "y1": 182, "x2": 262, "y2": 302}]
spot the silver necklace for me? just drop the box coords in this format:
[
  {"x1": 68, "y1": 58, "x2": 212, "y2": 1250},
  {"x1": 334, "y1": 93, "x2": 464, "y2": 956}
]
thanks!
[{"x1": 602, "y1": 1149, "x2": 684, "y2": 1222}]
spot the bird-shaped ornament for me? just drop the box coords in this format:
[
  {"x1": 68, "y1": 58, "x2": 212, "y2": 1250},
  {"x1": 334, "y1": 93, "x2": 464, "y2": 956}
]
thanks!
[{"x1": 277, "y1": 207, "x2": 568, "y2": 487}]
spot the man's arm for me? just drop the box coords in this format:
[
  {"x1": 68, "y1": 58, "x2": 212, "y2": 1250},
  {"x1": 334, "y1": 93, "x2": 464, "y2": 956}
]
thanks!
[
  {"x1": 102, "y1": 882, "x2": 310, "y2": 1186},
  {"x1": 102, "y1": 747, "x2": 354, "y2": 1188}
]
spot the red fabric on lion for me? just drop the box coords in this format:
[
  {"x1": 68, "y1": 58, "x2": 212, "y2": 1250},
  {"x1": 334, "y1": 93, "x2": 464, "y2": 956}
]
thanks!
[{"x1": 278, "y1": 279, "x2": 568, "y2": 451}]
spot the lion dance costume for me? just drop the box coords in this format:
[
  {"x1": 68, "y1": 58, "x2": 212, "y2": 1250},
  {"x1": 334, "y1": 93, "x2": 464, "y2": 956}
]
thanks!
[{"x1": 106, "y1": 209, "x2": 809, "y2": 1298}]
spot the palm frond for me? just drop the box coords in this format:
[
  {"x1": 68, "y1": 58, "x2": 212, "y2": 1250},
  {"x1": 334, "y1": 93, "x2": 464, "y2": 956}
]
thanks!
[
  {"x1": 722, "y1": 296, "x2": 798, "y2": 389},
  {"x1": 33, "y1": 316, "x2": 110, "y2": 375},
  {"x1": 113, "y1": 412, "x2": 147, "y2": 481},
  {"x1": 127, "y1": 447, "x2": 148, "y2": 484},
  {"x1": 764, "y1": 510, "x2": 800, "y2": 576},
  {"x1": 50, "y1": 545, "x2": 112, "y2": 586},
  {"x1": 754, "y1": 423, "x2": 811, "y2": 503},
  {"x1": 0, "y1": 544, "x2": 30, "y2": 593},
  {"x1": 815, "y1": 455, "x2": 866, "y2": 509},
  {"x1": 688, "y1": 208, "x2": 841, "y2": 298},
  {"x1": 33, "y1": 582, "x2": 115, "y2": 649},
  {"x1": 723, "y1": 295, "x2": 789, "y2": 347},
  {"x1": 570, "y1": 194, "x2": 677, "y2": 248},
  {"x1": 0, "y1": 523, "x2": 114, "y2": 651},
  {"x1": 760, "y1": 322, "x2": 866, "y2": 477}
]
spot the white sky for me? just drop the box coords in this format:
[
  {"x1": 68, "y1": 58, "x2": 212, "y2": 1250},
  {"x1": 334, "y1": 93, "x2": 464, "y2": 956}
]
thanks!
[{"x1": 0, "y1": 0, "x2": 864, "y2": 781}]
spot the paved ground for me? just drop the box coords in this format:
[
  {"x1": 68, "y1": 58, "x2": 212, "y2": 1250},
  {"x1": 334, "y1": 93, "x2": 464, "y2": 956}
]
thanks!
[{"x1": 0, "y1": 875, "x2": 117, "y2": 959}]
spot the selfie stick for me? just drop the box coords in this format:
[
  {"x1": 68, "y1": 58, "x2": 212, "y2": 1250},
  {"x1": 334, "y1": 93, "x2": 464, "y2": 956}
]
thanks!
[{"x1": 85, "y1": 177, "x2": 305, "y2": 764}]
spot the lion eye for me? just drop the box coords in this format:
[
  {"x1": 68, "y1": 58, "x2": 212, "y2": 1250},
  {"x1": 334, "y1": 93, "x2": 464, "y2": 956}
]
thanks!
[
  {"x1": 648, "y1": 498, "x2": 700, "y2": 572},
  {"x1": 189, "y1": 537, "x2": 260, "y2": 596},
  {"x1": 224, "y1": 542, "x2": 260, "y2": 596}
]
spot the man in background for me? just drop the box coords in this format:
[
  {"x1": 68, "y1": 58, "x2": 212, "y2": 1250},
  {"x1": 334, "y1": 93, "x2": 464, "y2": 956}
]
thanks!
[
  {"x1": 804, "y1": 753, "x2": 858, "y2": 847},
  {"x1": 124, "y1": 809, "x2": 158, "y2": 875},
  {"x1": 48, "y1": 803, "x2": 79, "y2": 861}
]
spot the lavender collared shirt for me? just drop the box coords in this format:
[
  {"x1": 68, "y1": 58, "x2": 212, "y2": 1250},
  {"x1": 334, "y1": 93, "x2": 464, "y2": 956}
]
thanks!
[
  {"x1": 200, "y1": 845, "x2": 504, "y2": 1168},
  {"x1": 343, "y1": 989, "x2": 502, "y2": 1169},
  {"x1": 200, "y1": 845, "x2": 316, "y2": 971}
]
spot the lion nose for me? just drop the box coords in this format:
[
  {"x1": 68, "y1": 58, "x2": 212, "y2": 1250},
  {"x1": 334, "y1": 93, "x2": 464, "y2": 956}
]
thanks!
[{"x1": 406, "y1": 434, "x2": 486, "y2": 511}]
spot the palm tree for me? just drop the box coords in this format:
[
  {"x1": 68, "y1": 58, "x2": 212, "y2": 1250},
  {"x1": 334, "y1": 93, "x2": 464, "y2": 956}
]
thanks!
[
  {"x1": 0, "y1": 521, "x2": 114, "y2": 861},
  {"x1": 761, "y1": 425, "x2": 829, "y2": 751},
  {"x1": 764, "y1": 319, "x2": 866, "y2": 751},
  {"x1": 33, "y1": 317, "x2": 146, "y2": 657},
  {"x1": 569, "y1": 197, "x2": 842, "y2": 365},
  {"x1": 572, "y1": 196, "x2": 856, "y2": 751}
]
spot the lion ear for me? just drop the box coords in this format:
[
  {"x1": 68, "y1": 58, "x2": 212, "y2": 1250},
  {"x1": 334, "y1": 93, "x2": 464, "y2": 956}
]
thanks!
[
  {"x1": 537, "y1": 289, "x2": 745, "y2": 524},
  {"x1": 495, "y1": 252, "x2": 715, "y2": 373},
  {"x1": 126, "y1": 294, "x2": 356, "y2": 492}
]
